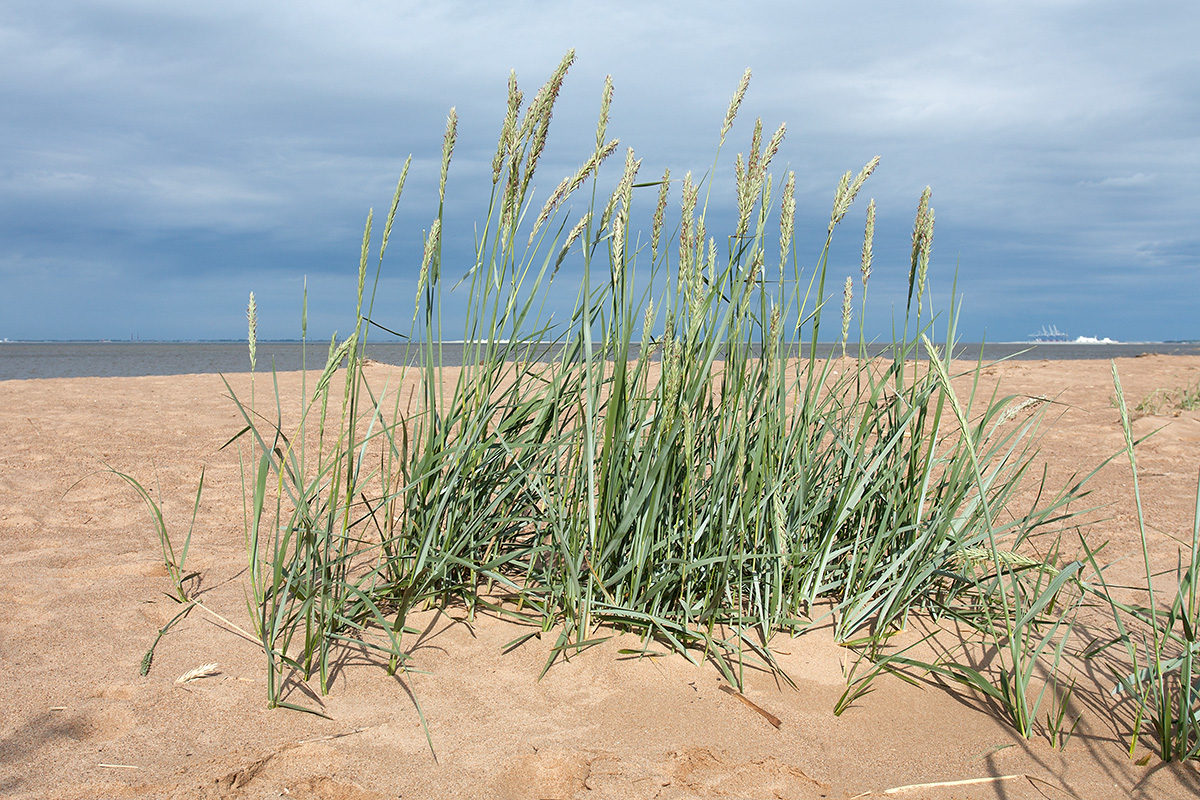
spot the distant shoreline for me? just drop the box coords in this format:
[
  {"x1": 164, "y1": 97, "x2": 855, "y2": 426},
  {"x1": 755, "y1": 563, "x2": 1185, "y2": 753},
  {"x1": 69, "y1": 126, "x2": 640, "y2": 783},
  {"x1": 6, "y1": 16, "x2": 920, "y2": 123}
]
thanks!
[
  {"x1": 3, "y1": 338, "x2": 1197, "y2": 345},
  {"x1": 5, "y1": 340, "x2": 1200, "y2": 381}
]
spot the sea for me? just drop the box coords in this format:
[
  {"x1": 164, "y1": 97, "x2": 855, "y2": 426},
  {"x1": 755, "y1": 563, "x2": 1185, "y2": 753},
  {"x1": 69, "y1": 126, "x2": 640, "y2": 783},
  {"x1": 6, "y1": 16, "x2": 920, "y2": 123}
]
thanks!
[{"x1": 2, "y1": 340, "x2": 1199, "y2": 381}]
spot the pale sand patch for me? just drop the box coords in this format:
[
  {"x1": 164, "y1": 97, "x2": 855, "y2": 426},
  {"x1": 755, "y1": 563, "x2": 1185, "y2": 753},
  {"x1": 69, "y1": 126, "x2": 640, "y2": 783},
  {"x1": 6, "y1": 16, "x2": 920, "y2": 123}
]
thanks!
[{"x1": 1, "y1": 357, "x2": 1199, "y2": 798}]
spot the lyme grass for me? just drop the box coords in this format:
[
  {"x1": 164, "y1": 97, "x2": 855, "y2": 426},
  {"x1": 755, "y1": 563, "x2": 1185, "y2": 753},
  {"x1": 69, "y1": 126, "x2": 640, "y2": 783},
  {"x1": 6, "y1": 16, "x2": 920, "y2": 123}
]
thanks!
[
  {"x1": 1080, "y1": 366, "x2": 1200, "y2": 760},
  {"x1": 77, "y1": 465, "x2": 206, "y2": 675},
  {"x1": 212, "y1": 54, "x2": 1111, "y2": 748},
  {"x1": 105, "y1": 466, "x2": 204, "y2": 605},
  {"x1": 1135, "y1": 379, "x2": 1200, "y2": 416}
]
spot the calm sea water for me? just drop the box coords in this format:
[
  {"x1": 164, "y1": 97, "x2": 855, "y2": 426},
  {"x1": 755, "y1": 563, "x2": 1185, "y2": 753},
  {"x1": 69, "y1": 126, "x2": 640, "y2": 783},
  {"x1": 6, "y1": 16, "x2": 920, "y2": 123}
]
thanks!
[{"x1": 2, "y1": 340, "x2": 1199, "y2": 381}]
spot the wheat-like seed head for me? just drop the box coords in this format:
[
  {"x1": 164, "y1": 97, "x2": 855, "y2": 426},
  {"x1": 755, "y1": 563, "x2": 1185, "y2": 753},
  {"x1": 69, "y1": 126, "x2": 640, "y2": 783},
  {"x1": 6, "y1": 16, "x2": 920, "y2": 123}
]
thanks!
[
  {"x1": 907, "y1": 186, "x2": 932, "y2": 308},
  {"x1": 553, "y1": 212, "x2": 591, "y2": 278},
  {"x1": 492, "y1": 72, "x2": 522, "y2": 185},
  {"x1": 734, "y1": 153, "x2": 752, "y2": 241},
  {"x1": 609, "y1": 149, "x2": 641, "y2": 284},
  {"x1": 529, "y1": 174, "x2": 571, "y2": 246},
  {"x1": 530, "y1": 140, "x2": 619, "y2": 246},
  {"x1": 861, "y1": 199, "x2": 875, "y2": 288},
  {"x1": 685, "y1": 235, "x2": 706, "y2": 334},
  {"x1": 599, "y1": 193, "x2": 617, "y2": 239},
  {"x1": 598, "y1": 149, "x2": 638, "y2": 235},
  {"x1": 246, "y1": 292, "x2": 257, "y2": 371},
  {"x1": 596, "y1": 75, "x2": 614, "y2": 151},
  {"x1": 439, "y1": 109, "x2": 457, "y2": 207},
  {"x1": 745, "y1": 250, "x2": 763, "y2": 306},
  {"x1": 910, "y1": 187, "x2": 931, "y2": 266},
  {"x1": 684, "y1": 245, "x2": 702, "y2": 328},
  {"x1": 757, "y1": 173, "x2": 773, "y2": 236},
  {"x1": 841, "y1": 276, "x2": 853, "y2": 357},
  {"x1": 612, "y1": 216, "x2": 625, "y2": 278},
  {"x1": 828, "y1": 170, "x2": 852, "y2": 233},
  {"x1": 641, "y1": 299, "x2": 655, "y2": 351},
  {"x1": 829, "y1": 156, "x2": 879, "y2": 233},
  {"x1": 664, "y1": 336, "x2": 682, "y2": 400},
  {"x1": 721, "y1": 68, "x2": 752, "y2": 144},
  {"x1": 651, "y1": 168, "x2": 670, "y2": 263},
  {"x1": 379, "y1": 156, "x2": 411, "y2": 260},
  {"x1": 521, "y1": 51, "x2": 575, "y2": 194},
  {"x1": 357, "y1": 209, "x2": 371, "y2": 310},
  {"x1": 779, "y1": 171, "x2": 796, "y2": 268},
  {"x1": 952, "y1": 547, "x2": 1056, "y2": 575},
  {"x1": 176, "y1": 663, "x2": 220, "y2": 684},
  {"x1": 760, "y1": 122, "x2": 786, "y2": 179},
  {"x1": 747, "y1": 118, "x2": 763, "y2": 178},
  {"x1": 679, "y1": 172, "x2": 698, "y2": 278},
  {"x1": 916, "y1": 205, "x2": 934, "y2": 312},
  {"x1": 998, "y1": 395, "x2": 1049, "y2": 424},
  {"x1": 576, "y1": 139, "x2": 620, "y2": 193},
  {"x1": 661, "y1": 333, "x2": 680, "y2": 422},
  {"x1": 499, "y1": 165, "x2": 518, "y2": 232},
  {"x1": 847, "y1": 156, "x2": 879, "y2": 203},
  {"x1": 618, "y1": 148, "x2": 640, "y2": 210},
  {"x1": 419, "y1": 219, "x2": 440, "y2": 290}
]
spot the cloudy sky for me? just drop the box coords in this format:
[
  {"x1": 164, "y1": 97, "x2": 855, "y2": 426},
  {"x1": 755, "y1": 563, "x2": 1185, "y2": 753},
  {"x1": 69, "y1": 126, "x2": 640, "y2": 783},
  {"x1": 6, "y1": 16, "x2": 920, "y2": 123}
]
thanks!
[{"x1": 2, "y1": 1, "x2": 1197, "y2": 342}]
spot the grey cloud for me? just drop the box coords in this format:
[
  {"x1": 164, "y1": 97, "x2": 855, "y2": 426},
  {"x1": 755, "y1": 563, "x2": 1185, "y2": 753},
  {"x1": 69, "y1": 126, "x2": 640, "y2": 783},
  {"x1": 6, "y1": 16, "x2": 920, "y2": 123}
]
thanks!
[{"x1": 1, "y1": 0, "x2": 1197, "y2": 341}]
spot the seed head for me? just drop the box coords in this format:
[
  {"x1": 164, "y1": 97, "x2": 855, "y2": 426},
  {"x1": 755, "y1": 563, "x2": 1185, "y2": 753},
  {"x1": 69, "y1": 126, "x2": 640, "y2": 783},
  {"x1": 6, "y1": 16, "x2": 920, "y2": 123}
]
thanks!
[
  {"x1": 553, "y1": 212, "x2": 591, "y2": 278},
  {"x1": 612, "y1": 215, "x2": 625, "y2": 279},
  {"x1": 861, "y1": 198, "x2": 875, "y2": 288},
  {"x1": 760, "y1": 122, "x2": 786, "y2": 178},
  {"x1": 530, "y1": 174, "x2": 572, "y2": 246},
  {"x1": 916, "y1": 206, "x2": 934, "y2": 312},
  {"x1": 828, "y1": 170, "x2": 852, "y2": 233},
  {"x1": 847, "y1": 156, "x2": 879, "y2": 204},
  {"x1": 641, "y1": 299, "x2": 655, "y2": 352},
  {"x1": 651, "y1": 168, "x2": 670, "y2": 263},
  {"x1": 439, "y1": 109, "x2": 457, "y2": 206},
  {"x1": 420, "y1": 219, "x2": 440, "y2": 289},
  {"x1": 679, "y1": 172, "x2": 698, "y2": 276},
  {"x1": 735, "y1": 152, "x2": 751, "y2": 241},
  {"x1": 492, "y1": 72, "x2": 523, "y2": 185},
  {"x1": 908, "y1": 187, "x2": 932, "y2": 311},
  {"x1": 531, "y1": 139, "x2": 619, "y2": 247},
  {"x1": 618, "y1": 148, "x2": 640, "y2": 210},
  {"x1": 779, "y1": 171, "x2": 796, "y2": 267},
  {"x1": 246, "y1": 292, "x2": 257, "y2": 371},
  {"x1": 596, "y1": 75, "x2": 614, "y2": 151},
  {"x1": 721, "y1": 68, "x2": 752, "y2": 144},
  {"x1": 747, "y1": 118, "x2": 763, "y2": 177},
  {"x1": 829, "y1": 155, "x2": 879, "y2": 232},
  {"x1": 521, "y1": 50, "x2": 576, "y2": 193},
  {"x1": 841, "y1": 276, "x2": 853, "y2": 357}
]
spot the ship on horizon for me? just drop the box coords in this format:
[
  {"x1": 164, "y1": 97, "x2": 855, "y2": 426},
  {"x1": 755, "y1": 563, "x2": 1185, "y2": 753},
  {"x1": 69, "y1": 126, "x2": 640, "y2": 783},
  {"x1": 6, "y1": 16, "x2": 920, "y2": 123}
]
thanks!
[{"x1": 1029, "y1": 324, "x2": 1070, "y2": 342}]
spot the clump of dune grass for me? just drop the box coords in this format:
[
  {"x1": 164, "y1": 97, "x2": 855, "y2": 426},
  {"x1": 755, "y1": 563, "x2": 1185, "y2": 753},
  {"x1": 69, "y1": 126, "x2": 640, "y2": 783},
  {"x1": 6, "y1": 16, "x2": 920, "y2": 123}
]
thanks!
[
  {"x1": 1079, "y1": 366, "x2": 1200, "y2": 761},
  {"x1": 220, "y1": 53, "x2": 1106, "y2": 746},
  {"x1": 1135, "y1": 379, "x2": 1200, "y2": 416}
]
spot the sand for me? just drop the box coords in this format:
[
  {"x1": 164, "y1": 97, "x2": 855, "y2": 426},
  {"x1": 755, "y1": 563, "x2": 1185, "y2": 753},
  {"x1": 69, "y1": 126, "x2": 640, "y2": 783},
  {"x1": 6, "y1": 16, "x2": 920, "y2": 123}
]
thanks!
[{"x1": 2, "y1": 356, "x2": 1200, "y2": 799}]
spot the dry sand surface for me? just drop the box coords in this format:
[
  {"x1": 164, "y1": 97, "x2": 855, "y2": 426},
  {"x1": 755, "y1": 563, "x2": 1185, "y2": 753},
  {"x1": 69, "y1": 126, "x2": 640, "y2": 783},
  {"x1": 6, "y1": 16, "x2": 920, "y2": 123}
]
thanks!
[{"x1": 3, "y1": 356, "x2": 1200, "y2": 799}]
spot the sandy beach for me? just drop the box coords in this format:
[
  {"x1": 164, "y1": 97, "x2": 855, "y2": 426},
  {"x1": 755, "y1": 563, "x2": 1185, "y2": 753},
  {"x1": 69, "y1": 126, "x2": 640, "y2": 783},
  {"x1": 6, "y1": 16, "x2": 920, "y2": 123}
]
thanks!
[{"x1": 3, "y1": 356, "x2": 1200, "y2": 799}]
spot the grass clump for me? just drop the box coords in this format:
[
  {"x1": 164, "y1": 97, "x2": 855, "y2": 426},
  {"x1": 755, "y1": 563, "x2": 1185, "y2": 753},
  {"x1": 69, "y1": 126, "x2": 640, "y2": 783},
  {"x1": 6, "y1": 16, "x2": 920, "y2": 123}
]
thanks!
[
  {"x1": 1080, "y1": 367, "x2": 1200, "y2": 761},
  {"x1": 1134, "y1": 379, "x2": 1200, "y2": 416},
  {"x1": 207, "y1": 53, "x2": 1123, "y2": 749}
]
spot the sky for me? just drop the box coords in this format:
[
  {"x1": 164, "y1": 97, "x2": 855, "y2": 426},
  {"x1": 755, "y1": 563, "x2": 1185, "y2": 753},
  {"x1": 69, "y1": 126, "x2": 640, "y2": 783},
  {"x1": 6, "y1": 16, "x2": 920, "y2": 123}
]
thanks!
[{"x1": 2, "y1": 1, "x2": 1197, "y2": 343}]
